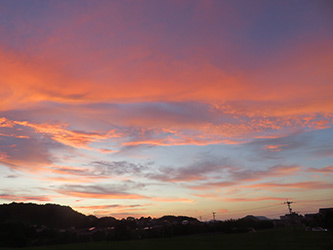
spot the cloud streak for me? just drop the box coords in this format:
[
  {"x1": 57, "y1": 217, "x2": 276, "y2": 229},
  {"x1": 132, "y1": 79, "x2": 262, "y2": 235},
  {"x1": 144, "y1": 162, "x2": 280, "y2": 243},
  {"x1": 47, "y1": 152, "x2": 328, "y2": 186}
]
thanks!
[
  {"x1": 245, "y1": 182, "x2": 333, "y2": 190},
  {"x1": 0, "y1": 194, "x2": 51, "y2": 202}
]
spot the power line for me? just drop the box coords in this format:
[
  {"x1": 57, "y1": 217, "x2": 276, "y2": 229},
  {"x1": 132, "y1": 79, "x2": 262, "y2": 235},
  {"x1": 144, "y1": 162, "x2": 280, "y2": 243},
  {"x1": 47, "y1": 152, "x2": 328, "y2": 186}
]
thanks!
[
  {"x1": 198, "y1": 198, "x2": 329, "y2": 221},
  {"x1": 230, "y1": 204, "x2": 282, "y2": 213},
  {"x1": 199, "y1": 203, "x2": 283, "y2": 220}
]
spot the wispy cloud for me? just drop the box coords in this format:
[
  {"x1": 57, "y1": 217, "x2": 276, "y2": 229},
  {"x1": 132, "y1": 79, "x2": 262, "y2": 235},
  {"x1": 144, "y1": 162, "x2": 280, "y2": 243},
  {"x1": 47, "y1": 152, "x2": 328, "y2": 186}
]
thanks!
[
  {"x1": 229, "y1": 165, "x2": 301, "y2": 182},
  {"x1": 187, "y1": 164, "x2": 301, "y2": 189},
  {"x1": 91, "y1": 161, "x2": 148, "y2": 176},
  {"x1": 145, "y1": 158, "x2": 228, "y2": 182},
  {"x1": 245, "y1": 181, "x2": 333, "y2": 190},
  {"x1": 305, "y1": 166, "x2": 333, "y2": 174},
  {"x1": 151, "y1": 197, "x2": 194, "y2": 203},
  {"x1": 74, "y1": 203, "x2": 152, "y2": 217},
  {"x1": 55, "y1": 182, "x2": 147, "y2": 200},
  {"x1": 74, "y1": 204, "x2": 147, "y2": 210}
]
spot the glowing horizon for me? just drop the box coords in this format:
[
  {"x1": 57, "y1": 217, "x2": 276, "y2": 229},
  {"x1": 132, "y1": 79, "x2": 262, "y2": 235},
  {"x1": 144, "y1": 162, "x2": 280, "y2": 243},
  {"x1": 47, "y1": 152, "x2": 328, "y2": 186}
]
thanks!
[{"x1": 0, "y1": 0, "x2": 332, "y2": 220}]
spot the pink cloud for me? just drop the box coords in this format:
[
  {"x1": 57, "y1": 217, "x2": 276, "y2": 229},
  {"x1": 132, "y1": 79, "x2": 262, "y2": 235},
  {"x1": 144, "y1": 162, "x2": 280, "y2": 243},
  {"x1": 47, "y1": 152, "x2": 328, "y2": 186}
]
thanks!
[
  {"x1": 0, "y1": 194, "x2": 51, "y2": 202},
  {"x1": 74, "y1": 202, "x2": 154, "y2": 218},
  {"x1": 74, "y1": 204, "x2": 143, "y2": 210},
  {"x1": 192, "y1": 193, "x2": 220, "y2": 199},
  {"x1": 0, "y1": 151, "x2": 9, "y2": 160},
  {"x1": 263, "y1": 144, "x2": 289, "y2": 152},
  {"x1": 41, "y1": 176, "x2": 107, "y2": 183},
  {"x1": 57, "y1": 191, "x2": 147, "y2": 200},
  {"x1": 217, "y1": 208, "x2": 228, "y2": 213},
  {"x1": 151, "y1": 197, "x2": 194, "y2": 203},
  {"x1": 223, "y1": 197, "x2": 288, "y2": 202},
  {"x1": 305, "y1": 166, "x2": 333, "y2": 174}
]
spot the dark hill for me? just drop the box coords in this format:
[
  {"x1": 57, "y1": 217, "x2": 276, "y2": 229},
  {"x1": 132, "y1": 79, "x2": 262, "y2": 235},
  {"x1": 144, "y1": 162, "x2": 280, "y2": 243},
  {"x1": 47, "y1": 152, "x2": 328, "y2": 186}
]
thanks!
[{"x1": 0, "y1": 202, "x2": 88, "y2": 228}]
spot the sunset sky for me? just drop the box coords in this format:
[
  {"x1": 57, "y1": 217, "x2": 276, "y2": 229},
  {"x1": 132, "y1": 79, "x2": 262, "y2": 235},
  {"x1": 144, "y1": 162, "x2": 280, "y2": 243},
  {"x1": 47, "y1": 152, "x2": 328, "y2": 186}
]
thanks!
[{"x1": 0, "y1": 0, "x2": 332, "y2": 220}]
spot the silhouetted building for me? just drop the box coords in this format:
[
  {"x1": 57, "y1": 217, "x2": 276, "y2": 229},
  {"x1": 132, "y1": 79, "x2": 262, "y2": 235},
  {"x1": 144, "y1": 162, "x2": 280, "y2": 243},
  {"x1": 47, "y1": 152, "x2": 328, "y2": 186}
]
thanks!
[
  {"x1": 280, "y1": 212, "x2": 303, "y2": 227},
  {"x1": 319, "y1": 208, "x2": 333, "y2": 214}
]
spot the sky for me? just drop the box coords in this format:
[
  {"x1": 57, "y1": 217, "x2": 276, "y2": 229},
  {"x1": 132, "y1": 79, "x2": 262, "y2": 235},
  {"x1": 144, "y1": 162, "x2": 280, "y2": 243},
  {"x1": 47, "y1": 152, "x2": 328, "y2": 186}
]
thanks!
[{"x1": 0, "y1": 0, "x2": 332, "y2": 220}]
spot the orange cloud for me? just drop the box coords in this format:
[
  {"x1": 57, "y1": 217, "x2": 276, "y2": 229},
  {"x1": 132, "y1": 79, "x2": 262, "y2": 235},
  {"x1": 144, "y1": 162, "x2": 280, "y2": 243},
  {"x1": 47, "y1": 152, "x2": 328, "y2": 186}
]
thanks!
[
  {"x1": 0, "y1": 132, "x2": 30, "y2": 139},
  {"x1": 0, "y1": 117, "x2": 120, "y2": 156},
  {"x1": 0, "y1": 117, "x2": 15, "y2": 128},
  {"x1": 1, "y1": 35, "x2": 332, "y2": 120},
  {"x1": 98, "y1": 148, "x2": 118, "y2": 153},
  {"x1": 0, "y1": 48, "x2": 96, "y2": 111},
  {"x1": 14, "y1": 119, "x2": 113, "y2": 149},
  {"x1": 121, "y1": 113, "x2": 331, "y2": 146},
  {"x1": 122, "y1": 135, "x2": 240, "y2": 147},
  {"x1": 0, "y1": 46, "x2": 235, "y2": 110}
]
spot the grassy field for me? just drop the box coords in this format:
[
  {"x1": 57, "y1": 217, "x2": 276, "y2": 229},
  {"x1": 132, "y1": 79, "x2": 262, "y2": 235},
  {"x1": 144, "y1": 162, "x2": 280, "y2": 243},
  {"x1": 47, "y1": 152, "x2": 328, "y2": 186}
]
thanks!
[{"x1": 1, "y1": 228, "x2": 332, "y2": 250}]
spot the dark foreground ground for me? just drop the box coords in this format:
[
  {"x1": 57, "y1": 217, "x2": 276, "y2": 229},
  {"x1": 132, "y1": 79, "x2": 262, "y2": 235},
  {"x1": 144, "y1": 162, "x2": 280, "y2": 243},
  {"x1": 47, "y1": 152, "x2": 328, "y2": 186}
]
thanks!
[{"x1": 1, "y1": 228, "x2": 332, "y2": 250}]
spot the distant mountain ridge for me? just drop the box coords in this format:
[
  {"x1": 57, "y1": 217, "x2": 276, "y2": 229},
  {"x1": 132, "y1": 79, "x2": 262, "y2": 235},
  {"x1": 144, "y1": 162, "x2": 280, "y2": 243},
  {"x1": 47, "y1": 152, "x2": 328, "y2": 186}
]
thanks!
[{"x1": 243, "y1": 215, "x2": 271, "y2": 221}]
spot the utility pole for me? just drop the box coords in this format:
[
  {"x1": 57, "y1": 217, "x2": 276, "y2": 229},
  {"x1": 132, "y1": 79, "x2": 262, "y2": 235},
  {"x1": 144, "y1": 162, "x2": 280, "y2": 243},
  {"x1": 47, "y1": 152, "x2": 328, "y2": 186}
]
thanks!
[
  {"x1": 212, "y1": 211, "x2": 216, "y2": 221},
  {"x1": 284, "y1": 200, "x2": 294, "y2": 214},
  {"x1": 284, "y1": 200, "x2": 296, "y2": 231}
]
